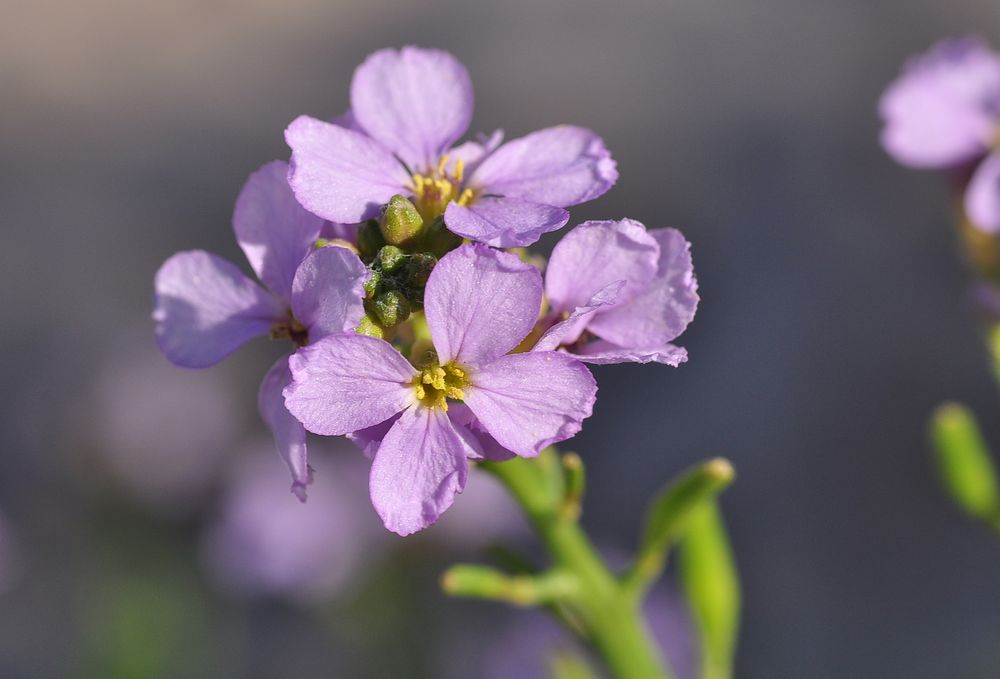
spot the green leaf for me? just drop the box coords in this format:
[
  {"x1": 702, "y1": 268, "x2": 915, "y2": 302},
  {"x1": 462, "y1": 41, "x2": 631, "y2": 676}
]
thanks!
[
  {"x1": 627, "y1": 458, "x2": 734, "y2": 592},
  {"x1": 679, "y1": 500, "x2": 740, "y2": 679},
  {"x1": 930, "y1": 402, "x2": 1000, "y2": 521}
]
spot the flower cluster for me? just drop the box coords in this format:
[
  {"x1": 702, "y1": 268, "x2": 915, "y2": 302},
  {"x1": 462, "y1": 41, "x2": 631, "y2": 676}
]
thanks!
[
  {"x1": 153, "y1": 46, "x2": 699, "y2": 535},
  {"x1": 880, "y1": 37, "x2": 1000, "y2": 233}
]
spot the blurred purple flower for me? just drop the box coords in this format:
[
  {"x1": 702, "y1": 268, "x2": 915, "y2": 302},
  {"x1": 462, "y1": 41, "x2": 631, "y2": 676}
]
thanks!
[
  {"x1": 153, "y1": 161, "x2": 368, "y2": 499},
  {"x1": 201, "y1": 440, "x2": 383, "y2": 603},
  {"x1": 284, "y1": 244, "x2": 597, "y2": 535},
  {"x1": 880, "y1": 37, "x2": 1000, "y2": 232},
  {"x1": 285, "y1": 46, "x2": 617, "y2": 247},
  {"x1": 457, "y1": 586, "x2": 695, "y2": 679},
  {"x1": 535, "y1": 219, "x2": 699, "y2": 365},
  {"x1": 89, "y1": 329, "x2": 239, "y2": 515}
]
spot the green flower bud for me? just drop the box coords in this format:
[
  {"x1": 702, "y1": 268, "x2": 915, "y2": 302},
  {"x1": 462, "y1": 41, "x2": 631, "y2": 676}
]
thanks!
[
  {"x1": 355, "y1": 314, "x2": 385, "y2": 339},
  {"x1": 363, "y1": 268, "x2": 382, "y2": 297},
  {"x1": 357, "y1": 219, "x2": 386, "y2": 261},
  {"x1": 406, "y1": 253, "x2": 437, "y2": 287},
  {"x1": 373, "y1": 290, "x2": 411, "y2": 327},
  {"x1": 380, "y1": 195, "x2": 425, "y2": 247},
  {"x1": 423, "y1": 216, "x2": 463, "y2": 256},
  {"x1": 377, "y1": 245, "x2": 407, "y2": 273}
]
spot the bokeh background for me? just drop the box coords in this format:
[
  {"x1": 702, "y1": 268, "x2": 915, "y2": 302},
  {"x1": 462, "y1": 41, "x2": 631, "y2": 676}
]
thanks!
[{"x1": 4, "y1": 1, "x2": 1000, "y2": 677}]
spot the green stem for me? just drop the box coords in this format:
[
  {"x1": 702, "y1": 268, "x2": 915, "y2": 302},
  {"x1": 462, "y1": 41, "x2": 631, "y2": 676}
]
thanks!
[{"x1": 482, "y1": 454, "x2": 672, "y2": 679}]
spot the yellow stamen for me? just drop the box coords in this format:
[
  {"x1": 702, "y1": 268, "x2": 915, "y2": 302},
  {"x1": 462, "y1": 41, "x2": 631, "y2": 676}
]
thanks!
[
  {"x1": 409, "y1": 155, "x2": 476, "y2": 222},
  {"x1": 412, "y1": 360, "x2": 470, "y2": 411}
]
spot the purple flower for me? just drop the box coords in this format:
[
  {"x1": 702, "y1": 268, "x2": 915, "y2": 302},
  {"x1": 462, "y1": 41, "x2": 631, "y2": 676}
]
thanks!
[
  {"x1": 284, "y1": 46, "x2": 618, "y2": 247},
  {"x1": 153, "y1": 160, "x2": 368, "y2": 499},
  {"x1": 201, "y1": 440, "x2": 384, "y2": 603},
  {"x1": 880, "y1": 37, "x2": 1000, "y2": 232},
  {"x1": 284, "y1": 244, "x2": 598, "y2": 535},
  {"x1": 534, "y1": 219, "x2": 698, "y2": 365}
]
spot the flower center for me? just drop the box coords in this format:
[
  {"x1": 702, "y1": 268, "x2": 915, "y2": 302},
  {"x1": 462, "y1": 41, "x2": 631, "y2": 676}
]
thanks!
[
  {"x1": 412, "y1": 360, "x2": 469, "y2": 411},
  {"x1": 270, "y1": 316, "x2": 309, "y2": 347},
  {"x1": 410, "y1": 155, "x2": 475, "y2": 222}
]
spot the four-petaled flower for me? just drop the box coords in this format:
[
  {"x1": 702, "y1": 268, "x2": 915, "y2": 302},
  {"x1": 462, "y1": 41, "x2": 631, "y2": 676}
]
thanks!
[
  {"x1": 880, "y1": 37, "x2": 1000, "y2": 232},
  {"x1": 283, "y1": 244, "x2": 598, "y2": 535},
  {"x1": 285, "y1": 46, "x2": 618, "y2": 247},
  {"x1": 153, "y1": 161, "x2": 368, "y2": 499},
  {"x1": 534, "y1": 219, "x2": 698, "y2": 365}
]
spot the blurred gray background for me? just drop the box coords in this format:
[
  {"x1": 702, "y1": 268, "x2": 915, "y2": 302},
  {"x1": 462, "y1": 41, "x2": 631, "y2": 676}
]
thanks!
[{"x1": 4, "y1": 0, "x2": 1000, "y2": 677}]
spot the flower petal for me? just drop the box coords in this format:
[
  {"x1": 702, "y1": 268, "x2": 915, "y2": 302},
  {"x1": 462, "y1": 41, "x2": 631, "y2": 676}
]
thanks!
[
  {"x1": 153, "y1": 250, "x2": 284, "y2": 368},
  {"x1": 447, "y1": 129, "x2": 504, "y2": 177},
  {"x1": 290, "y1": 245, "x2": 368, "y2": 340},
  {"x1": 879, "y1": 37, "x2": 1000, "y2": 168},
  {"x1": 587, "y1": 228, "x2": 699, "y2": 347},
  {"x1": 284, "y1": 334, "x2": 415, "y2": 436},
  {"x1": 424, "y1": 243, "x2": 543, "y2": 366},
  {"x1": 285, "y1": 115, "x2": 411, "y2": 223},
  {"x1": 444, "y1": 196, "x2": 569, "y2": 248},
  {"x1": 259, "y1": 356, "x2": 311, "y2": 501},
  {"x1": 447, "y1": 403, "x2": 516, "y2": 461},
  {"x1": 966, "y1": 152, "x2": 1000, "y2": 234},
  {"x1": 534, "y1": 281, "x2": 624, "y2": 351},
  {"x1": 369, "y1": 407, "x2": 472, "y2": 536},
  {"x1": 351, "y1": 46, "x2": 473, "y2": 172},
  {"x1": 573, "y1": 340, "x2": 689, "y2": 366},
  {"x1": 468, "y1": 125, "x2": 617, "y2": 207},
  {"x1": 463, "y1": 352, "x2": 597, "y2": 457},
  {"x1": 348, "y1": 414, "x2": 401, "y2": 460},
  {"x1": 545, "y1": 219, "x2": 660, "y2": 312},
  {"x1": 233, "y1": 160, "x2": 324, "y2": 304}
]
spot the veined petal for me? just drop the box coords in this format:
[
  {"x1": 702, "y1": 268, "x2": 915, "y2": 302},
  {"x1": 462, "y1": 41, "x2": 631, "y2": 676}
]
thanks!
[
  {"x1": 424, "y1": 244, "x2": 543, "y2": 366},
  {"x1": 463, "y1": 352, "x2": 597, "y2": 457},
  {"x1": 574, "y1": 340, "x2": 689, "y2": 366},
  {"x1": 447, "y1": 403, "x2": 516, "y2": 461},
  {"x1": 545, "y1": 219, "x2": 660, "y2": 312},
  {"x1": 233, "y1": 160, "x2": 324, "y2": 304},
  {"x1": 259, "y1": 356, "x2": 311, "y2": 501},
  {"x1": 285, "y1": 115, "x2": 411, "y2": 223},
  {"x1": 369, "y1": 407, "x2": 472, "y2": 536},
  {"x1": 351, "y1": 46, "x2": 473, "y2": 172},
  {"x1": 447, "y1": 129, "x2": 504, "y2": 177},
  {"x1": 468, "y1": 125, "x2": 617, "y2": 207},
  {"x1": 348, "y1": 414, "x2": 400, "y2": 460},
  {"x1": 879, "y1": 37, "x2": 1000, "y2": 167},
  {"x1": 290, "y1": 245, "x2": 368, "y2": 341},
  {"x1": 966, "y1": 152, "x2": 1000, "y2": 234},
  {"x1": 587, "y1": 228, "x2": 699, "y2": 348},
  {"x1": 153, "y1": 250, "x2": 284, "y2": 369},
  {"x1": 444, "y1": 196, "x2": 568, "y2": 248},
  {"x1": 284, "y1": 334, "x2": 416, "y2": 436},
  {"x1": 534, "y1": 281, "x2": 624, "y2": 351}
]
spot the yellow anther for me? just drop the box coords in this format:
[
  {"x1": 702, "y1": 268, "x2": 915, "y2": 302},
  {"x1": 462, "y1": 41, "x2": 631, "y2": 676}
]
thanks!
[
  {"x1": 413, "y1": 361, "x2": 470, "y2": 410},
  {"x1": 457, "y1": 188, "x2": 475, "y2": 206},
  {"x1": 437, "y1": 155, "x2": 450, "y2": 176},
  {"x1": 453, "y1": 158, "x2": 465, "y2": 182}
]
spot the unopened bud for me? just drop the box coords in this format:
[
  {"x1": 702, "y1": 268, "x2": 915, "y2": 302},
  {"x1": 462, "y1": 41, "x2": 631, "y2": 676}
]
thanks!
[
  {"x1": 407, "y1": 253, "x2": 437, "y2": 287},
  {"x1": 377, "y1": 245, "x2": 406, "y2": 272},
  {"x1": 380, "y1": 195, "x2": 425, "y2": 246},
  {"x1": 355, "y1": 314, "x2": 385, "y2": 339},
  {"x1": 357, "y1": 219, "x2": 386, "y2": 260},
  {"x1": 423, "y1": 216, "x2": 463, "y2": 256},
  {"x1": 373, "y1": 290, "x2": 411, "y2": 327},
  {"x1": 363, "y1": 269, "x2": 382, "y2": 297}
]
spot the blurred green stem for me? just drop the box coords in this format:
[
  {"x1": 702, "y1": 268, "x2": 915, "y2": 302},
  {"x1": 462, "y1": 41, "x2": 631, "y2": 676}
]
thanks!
[{"x1": 480, "y1": 451, "x2": 672, "y2": 679}]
